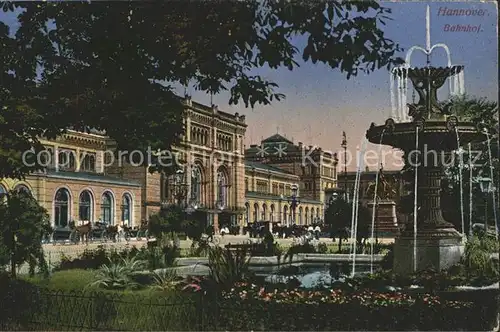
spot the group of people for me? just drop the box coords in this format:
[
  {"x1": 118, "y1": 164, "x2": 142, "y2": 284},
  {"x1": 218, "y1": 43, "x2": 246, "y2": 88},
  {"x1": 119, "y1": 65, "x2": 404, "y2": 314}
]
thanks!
[{"x1": 244, "y1": 223, "x2": 324, "y2": 240}]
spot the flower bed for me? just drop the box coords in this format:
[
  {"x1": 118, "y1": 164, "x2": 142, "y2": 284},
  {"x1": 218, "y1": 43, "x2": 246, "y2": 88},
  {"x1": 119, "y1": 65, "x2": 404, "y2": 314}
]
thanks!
[{"x1": 202, "y1": 282, "x2": 496, "y2": 331}]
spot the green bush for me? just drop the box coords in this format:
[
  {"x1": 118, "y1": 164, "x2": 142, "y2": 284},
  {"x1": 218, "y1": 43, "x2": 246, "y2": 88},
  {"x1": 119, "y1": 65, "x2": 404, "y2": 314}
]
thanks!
[
  {"x1": 316, "y1": 242, "x2": 328, "y2": 254},
  {"x1": 284, "y1": 243, "x2": 317, "y2": 262},
  {"x1": 208, "y1": 247, "x2": 251, "y2": 289},
  {"x1": 380, "y1": 243, "x2": 394, "y2": 270},
  {"x1": 462, "y1": 234, "x2": 499, "y2": 280},
  {"x1": 55, "y1": 245, "x2": 179, "y2": 272},
  {"x1": 89, "y1": 257, "x2": 148, "y2": 290}
]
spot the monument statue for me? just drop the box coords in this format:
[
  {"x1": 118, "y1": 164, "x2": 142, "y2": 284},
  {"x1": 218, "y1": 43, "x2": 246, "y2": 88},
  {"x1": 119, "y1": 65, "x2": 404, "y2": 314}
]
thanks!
[{"x1": 365, "y1": 167, "x2": 397, "y2": 201}]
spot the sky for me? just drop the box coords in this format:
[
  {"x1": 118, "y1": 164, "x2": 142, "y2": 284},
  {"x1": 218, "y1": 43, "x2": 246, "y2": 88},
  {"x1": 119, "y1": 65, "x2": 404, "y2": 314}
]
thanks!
[
  {"x1": 0, "y1": 1, "x2": 497, "y2": 171},
  {"x1": 183, "y1": 1, "x2": 498, "y2": 171}
]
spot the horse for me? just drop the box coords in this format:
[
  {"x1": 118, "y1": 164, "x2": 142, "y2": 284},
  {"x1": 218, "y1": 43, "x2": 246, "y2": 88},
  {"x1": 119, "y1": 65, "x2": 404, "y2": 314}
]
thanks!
[
  {"x1": 70, "y1": 221, "x2": 92, "y2": 245},
  {"x1": 105, "y1": 225, "x2": 119, "y2": 242},
  {"x1": 118, "y1": 224, "x2": 133, "y2": 242},
  {"x1": 136, "y1": 219, "x2": 149, "y2": 240}
]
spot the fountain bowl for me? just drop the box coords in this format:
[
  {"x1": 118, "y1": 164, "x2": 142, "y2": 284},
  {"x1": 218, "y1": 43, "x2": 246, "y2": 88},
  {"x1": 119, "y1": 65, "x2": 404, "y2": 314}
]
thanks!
[{"x1": 366, "y1": 118, "x2": 485, "y2": 151}]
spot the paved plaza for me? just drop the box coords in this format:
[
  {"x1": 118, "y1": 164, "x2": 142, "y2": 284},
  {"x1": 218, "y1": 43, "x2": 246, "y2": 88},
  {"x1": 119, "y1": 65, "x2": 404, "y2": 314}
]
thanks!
[{"x1": 39, "y1": 235, "x2": 395, "y2": 264}]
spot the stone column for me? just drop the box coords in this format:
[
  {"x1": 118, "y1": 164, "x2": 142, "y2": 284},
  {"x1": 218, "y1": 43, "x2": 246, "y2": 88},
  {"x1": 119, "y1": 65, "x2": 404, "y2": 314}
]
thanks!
[
  {"x1": 186, "y1": 116, "x2": 191, "y2": 143},
  {"x1": 186, "y1": 160, "x2": 192, "y2": 205},
  {"x1": 394, "y1": 149, "x2": 462, "y2": 274},
  {"x1": 212, "y1": 162, "x2": 219, "y2": 234}
]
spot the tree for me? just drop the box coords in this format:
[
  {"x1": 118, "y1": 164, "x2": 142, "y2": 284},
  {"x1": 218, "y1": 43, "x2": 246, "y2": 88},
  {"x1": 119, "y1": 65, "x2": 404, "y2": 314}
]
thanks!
[
  {"x1": 0, "y1": 1, "x2": 403, "y2": 178},
  {"x1": 442, "y1": 96, "x2": 499, "y2": 232},
  {"x1": 148, "y1": 205, "x2": 185, "y2": 239},
  {"x1": 325, "y1": 198, "x2": 370, "y2": 251},
  {"x1": 0, "y1": 190, "x2": 51, "y2": 278}
]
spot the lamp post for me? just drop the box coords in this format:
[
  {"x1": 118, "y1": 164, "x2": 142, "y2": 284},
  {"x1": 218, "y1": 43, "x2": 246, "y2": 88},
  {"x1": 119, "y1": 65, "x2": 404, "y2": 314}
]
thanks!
[
  {"x1": 477, "y1": 176, "x2": 494, "y2": 229},
  {"x1": 341, "y1": 131, "x2": 348, "y2": 201},
  {"x1": 287, "y1": 184, "x2": 300, "y2": 226}
]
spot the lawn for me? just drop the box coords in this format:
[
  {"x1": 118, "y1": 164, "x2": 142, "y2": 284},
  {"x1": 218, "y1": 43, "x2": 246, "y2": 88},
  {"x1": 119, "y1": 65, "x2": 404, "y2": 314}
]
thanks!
[{"x1": 16, "y1": 269, "x2": 200, "y2": 330}]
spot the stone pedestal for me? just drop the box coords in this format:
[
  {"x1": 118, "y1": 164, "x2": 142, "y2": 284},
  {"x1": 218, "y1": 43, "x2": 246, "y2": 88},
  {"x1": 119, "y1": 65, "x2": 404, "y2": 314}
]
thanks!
[
  {"x1": 393, "y1": 231, "x2": 464, "y2": 274},
  {"x1": 394, "y1": 161, "x2": 464, "y2": 274},
  {"x1": 368, "y1": 200, "x2": 399, "y2": 235}
]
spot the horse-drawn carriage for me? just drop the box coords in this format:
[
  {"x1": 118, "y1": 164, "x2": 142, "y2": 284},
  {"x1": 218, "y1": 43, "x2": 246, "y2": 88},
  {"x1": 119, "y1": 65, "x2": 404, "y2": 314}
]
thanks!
[
  {"x1": 46, "y1": 219, "x2": 152, "y2": 245},
  {"x1": 49, "y1": 221, "x2": 125, "y2": 245}
]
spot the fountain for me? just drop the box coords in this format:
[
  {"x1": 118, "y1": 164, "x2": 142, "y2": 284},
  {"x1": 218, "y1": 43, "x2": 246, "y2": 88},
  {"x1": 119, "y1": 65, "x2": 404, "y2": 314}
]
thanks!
[{"x1": 366, "y1": 6, "x2": 487, "y2": 274}]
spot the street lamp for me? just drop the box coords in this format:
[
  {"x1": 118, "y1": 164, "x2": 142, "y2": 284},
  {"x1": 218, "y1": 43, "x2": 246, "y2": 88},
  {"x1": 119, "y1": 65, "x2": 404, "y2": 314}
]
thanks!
[
  {"x1": 478, "y1": 176, "x2": 494, "y2": 194},
  {"x1": 185, "y1": 199, "x2": 199, "y2": 215},
  {"x1": 477, "y1": 176, "x2": 495, "y2": 229},
  {"x1": 216, "y1": 200, "x2": 225, "y2": 211},
  {"x1": 341, "y1": 131, "x2": 348, "y2": 201},
  {"x1": 287, "y1": 184, "x2": 300, "y2": 226}
]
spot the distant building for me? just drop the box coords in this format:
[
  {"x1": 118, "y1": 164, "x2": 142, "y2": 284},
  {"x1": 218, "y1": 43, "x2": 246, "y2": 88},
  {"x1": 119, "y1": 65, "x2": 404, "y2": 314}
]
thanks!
[{"x1": 244, "y1": 134, "x2": 338, "y2": 225}]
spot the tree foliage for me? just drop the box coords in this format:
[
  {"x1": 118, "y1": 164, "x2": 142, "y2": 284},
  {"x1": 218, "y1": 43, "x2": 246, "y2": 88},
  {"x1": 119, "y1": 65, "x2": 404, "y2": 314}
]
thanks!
[
  {"x1": 442, "y1": 96, "x2": 499, "y2": 230},
  {"x1": 148, "y1": 205, "x2": 204, "y2": 241},
  {"x1": 325, "y1": 197, "x2": 370, "y2": 242},
  {"x1": 0, "y1": 1, "x2": 402, "y2": 178},
  {"x1": 0, "y1": 190, "x2": 51, "y2": 277}
]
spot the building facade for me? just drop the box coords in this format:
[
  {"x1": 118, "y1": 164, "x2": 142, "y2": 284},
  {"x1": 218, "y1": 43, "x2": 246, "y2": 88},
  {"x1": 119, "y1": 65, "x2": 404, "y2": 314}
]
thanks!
[
  {"x1": 0, "y1": 130, "x2": 142, "y2": 229},
  {"x1": 244, "y1": 161, "x2": 323, "y2": 227},
  {"x1": 108, "y1": 96, "x2": 248, "y2": 233},
  {"x1": 244, "y1": 134, "x2": 338, "y2": 225}
]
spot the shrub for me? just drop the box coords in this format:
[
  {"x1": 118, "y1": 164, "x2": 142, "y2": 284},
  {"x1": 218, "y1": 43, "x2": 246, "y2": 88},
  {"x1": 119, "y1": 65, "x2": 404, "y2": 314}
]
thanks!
[
  {"x1": 208, "y1": 247, "x2": 251, "y2": 289},
  {"x1": 55, "y1": 246, "x2": 111, "y2": 270},
  {"x1": 462, "y1": 234, "x2": 499, "y2": 280},
  {"x1": 380, "y1": 243, "x2": 394, "y2": 270},
  {"x1": 88, "y1": 257, "x2": 147, "y2": 290},
  {"x1": 55, "y1": 245, "x2": 179, "y2": 271},
  {"x1": 152, "y1": 269, "x2": 182, "y2": 292},
  {"x1": 284, "y1": 243, "x2": 316, "y2": 262},
  {"x1": 316, "y1": 242, "x2": 328, "y2": 254}
]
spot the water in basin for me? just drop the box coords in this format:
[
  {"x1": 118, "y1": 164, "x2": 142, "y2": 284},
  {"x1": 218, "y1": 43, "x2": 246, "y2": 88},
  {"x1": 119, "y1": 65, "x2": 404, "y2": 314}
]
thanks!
[{"x1": 263, "y1": 263, "x2": 376, "y2": 289}]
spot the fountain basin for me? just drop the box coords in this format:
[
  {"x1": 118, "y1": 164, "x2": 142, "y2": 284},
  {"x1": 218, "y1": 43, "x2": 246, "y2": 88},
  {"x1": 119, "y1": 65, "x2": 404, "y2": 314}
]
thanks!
[{"x1": 366, "y1": 119, "x2": 483, "y2": 151}]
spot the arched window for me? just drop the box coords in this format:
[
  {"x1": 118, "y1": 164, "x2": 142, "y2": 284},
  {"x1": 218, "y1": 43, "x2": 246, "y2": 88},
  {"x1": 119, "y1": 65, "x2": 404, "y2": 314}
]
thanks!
[
  {"x1": 283, "y1": 206, "x2": 288, "y2": 224},
  {"x1": 79, "y1": 191, "x2": 93, "y2": 221},
  {"x1": 310, "y1": 208, "x2": 315, "y2": 224},
  {"x1": 270, "y1": 204, "x2": 275, "y2": 222},
  {"x1": 14, "y1": 184, "x2": 31, "y2": 196},
  {"x1": 299, "y1": 207, "x2": 303, "y2": 225},
  {"x1": 305, "y1": 207, "x2": 309, "y2": 224},
  {"x1": 58, "y1": 149, "x2": 76, "y2": 170},
  {"x1": 121, "y1": 194, "x2": 132, "y2": 226},
  {"x1": 101, "y1": 192, "x2": 114, "y2": 225},
  {"x1": 191, "y1": 165, "x2": 202, "y2": 202},
  {"x1": 253, "y1": 203, "x2": 259, "y2": 222},
  {"x1": 262, "y1": 204, "x2": 267, "y2": 220},
  {"x1": 81, "y1": 153, "x2": 96, "y2": 172},
  {"x1": 216, "y1": 169, "x2": 228, "y2": 208},
  {"x1": 54, "y1": 188, "x2": 70, "y2": 228}
]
